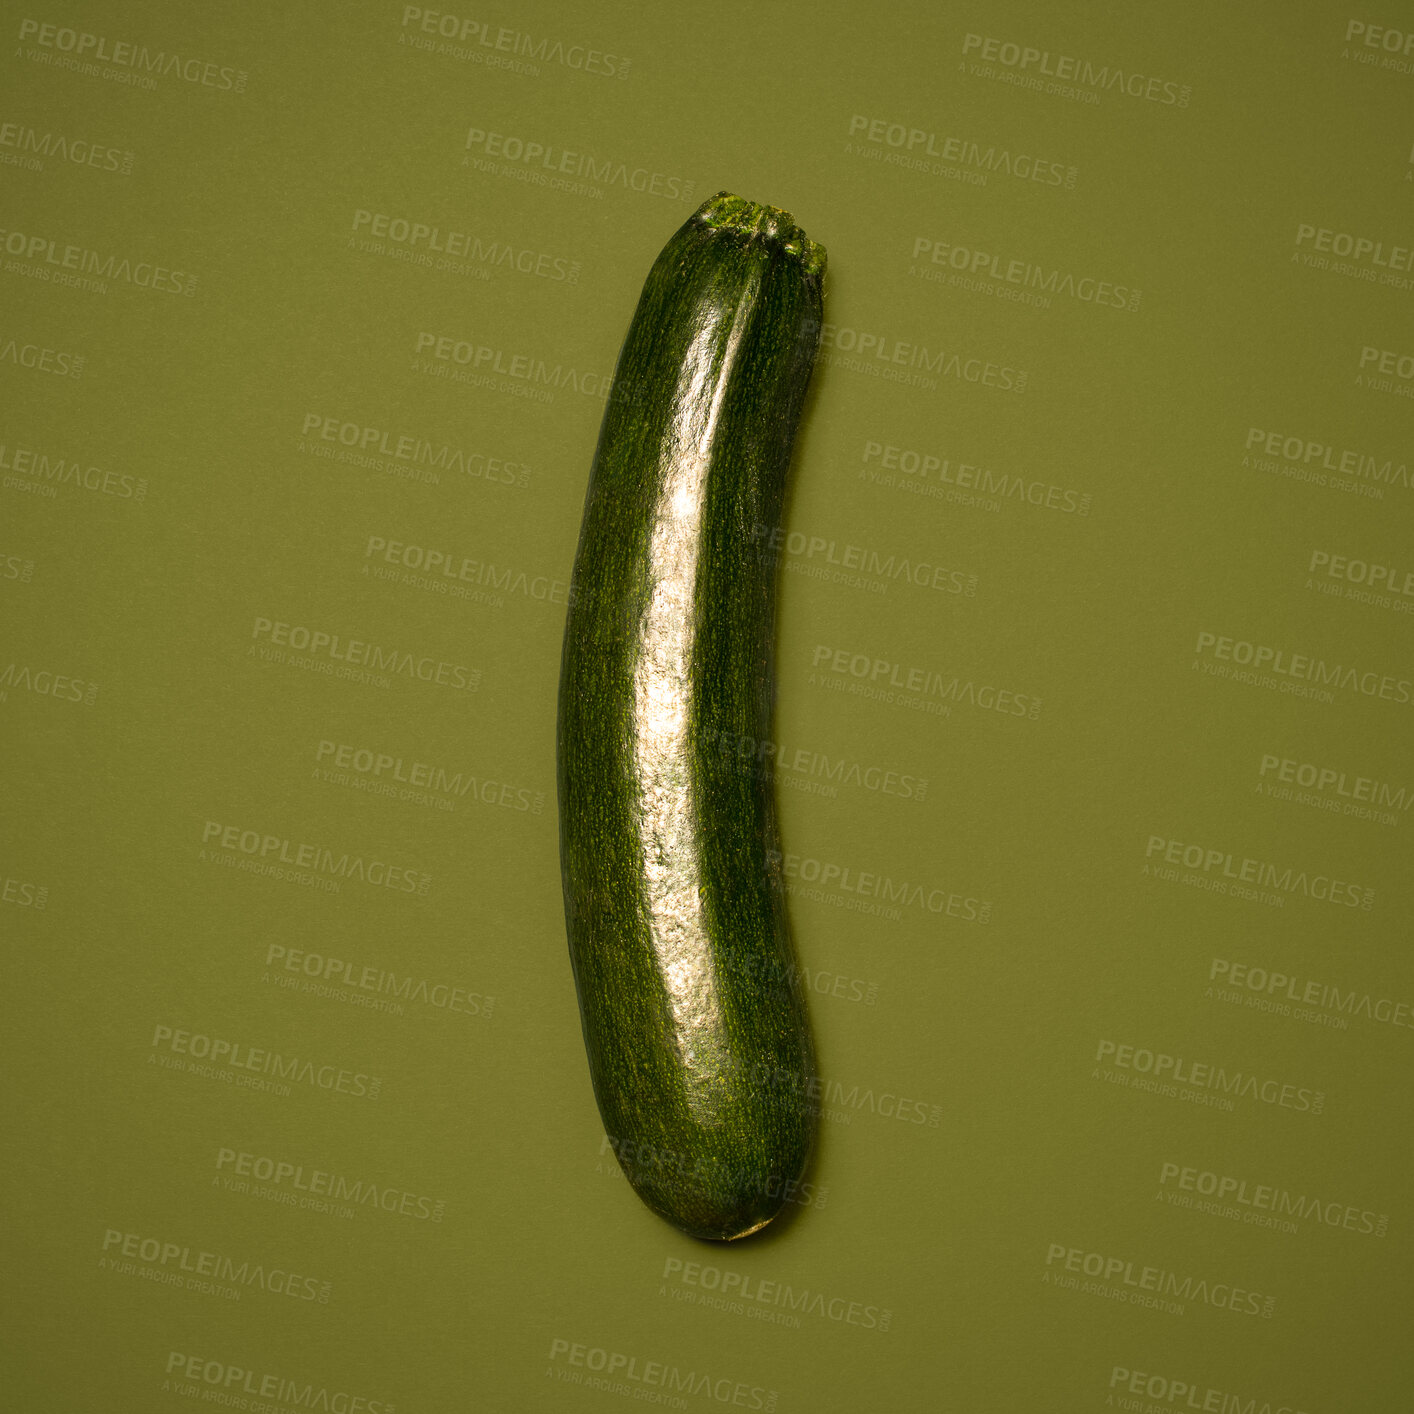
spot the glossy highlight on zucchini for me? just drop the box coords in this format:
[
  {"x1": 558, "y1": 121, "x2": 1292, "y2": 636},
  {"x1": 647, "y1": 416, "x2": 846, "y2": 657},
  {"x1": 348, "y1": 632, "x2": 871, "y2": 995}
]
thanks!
[{"x1": 557, "y1": 192, "x2": 826, "y2": 1241}]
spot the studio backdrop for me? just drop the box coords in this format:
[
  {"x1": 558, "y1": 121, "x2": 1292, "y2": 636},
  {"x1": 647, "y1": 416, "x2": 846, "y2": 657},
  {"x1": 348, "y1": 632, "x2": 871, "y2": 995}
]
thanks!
[{"x1": 4, "y1": 3, "x2": 1411, "y2": 1410}]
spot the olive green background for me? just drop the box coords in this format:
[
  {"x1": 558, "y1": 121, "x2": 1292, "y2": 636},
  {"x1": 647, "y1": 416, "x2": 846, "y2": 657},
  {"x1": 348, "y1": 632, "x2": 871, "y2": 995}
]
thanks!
[{"x1": 3, "y1": 2, "x2": 1410, "y2": 1410}]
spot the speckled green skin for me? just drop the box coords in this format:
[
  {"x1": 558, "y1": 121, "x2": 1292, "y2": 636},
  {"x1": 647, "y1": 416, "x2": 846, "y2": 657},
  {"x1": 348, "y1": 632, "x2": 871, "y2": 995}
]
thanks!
[{"x1": 558, "y1": 194, "x2": 825, "y2": 1241}]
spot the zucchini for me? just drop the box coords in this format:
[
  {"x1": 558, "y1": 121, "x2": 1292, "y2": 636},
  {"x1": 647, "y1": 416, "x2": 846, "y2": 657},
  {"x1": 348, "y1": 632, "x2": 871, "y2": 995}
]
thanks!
[{"x1": 557, "y1": 192, "x2": 826, "y2": 1241}]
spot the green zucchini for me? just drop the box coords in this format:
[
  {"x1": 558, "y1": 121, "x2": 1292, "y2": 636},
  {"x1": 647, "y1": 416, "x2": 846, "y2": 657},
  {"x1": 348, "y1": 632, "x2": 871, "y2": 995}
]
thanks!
[{"x1": 557, "y1": 192, "x2": 826, "y2": 1241}]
